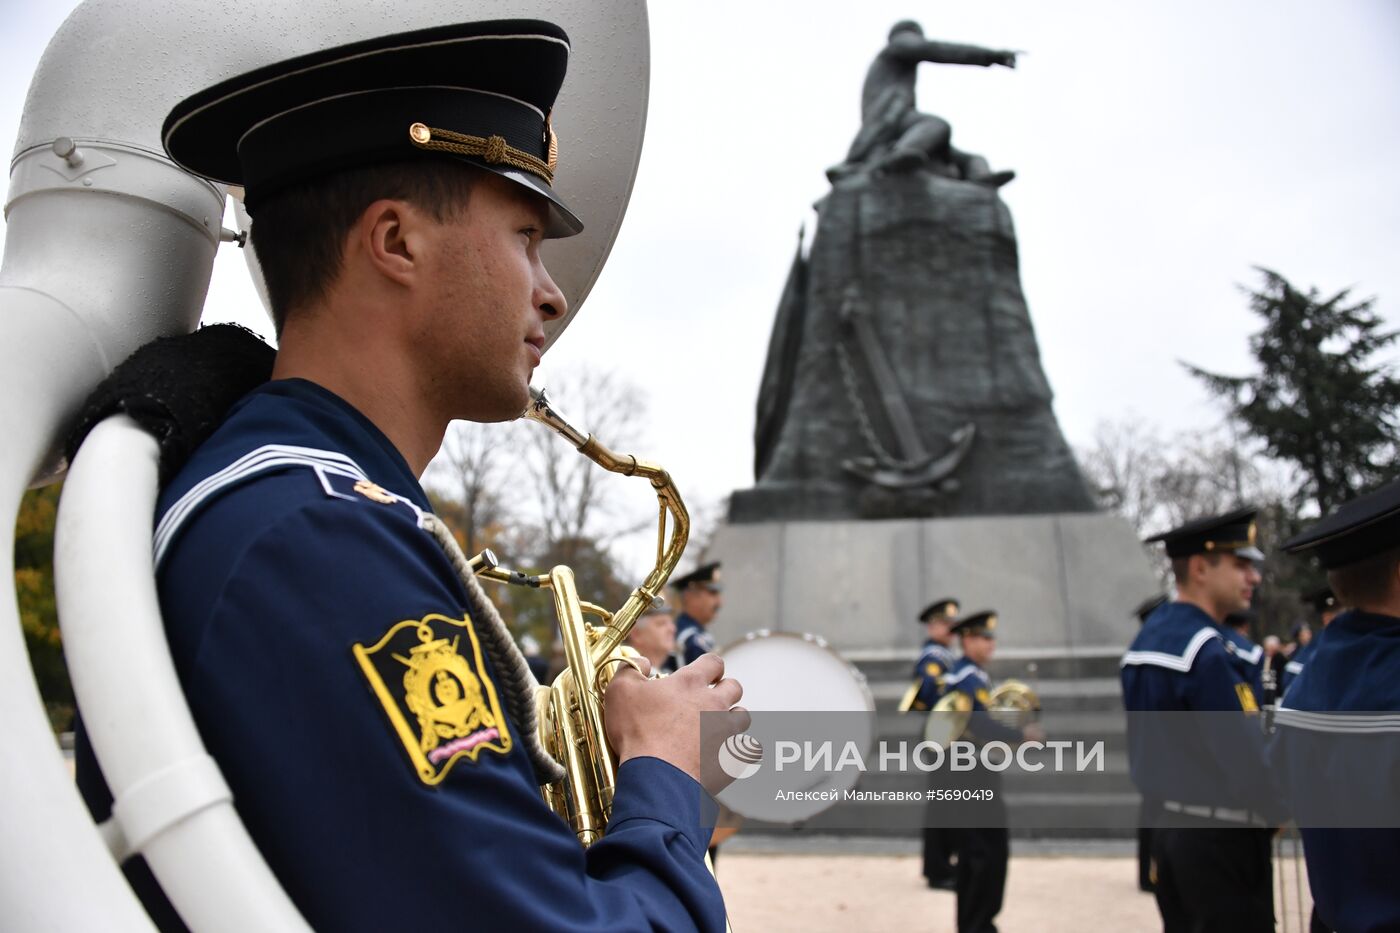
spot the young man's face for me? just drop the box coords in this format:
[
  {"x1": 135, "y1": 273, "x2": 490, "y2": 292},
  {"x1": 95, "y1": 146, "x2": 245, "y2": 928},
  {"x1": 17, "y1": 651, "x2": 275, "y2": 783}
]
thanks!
[
  {"x1": 682, "y1": 585, "x2": 722, "y2": 624},
  {"x1": 961, "y1": 632, "x2": 995, "y2": 666},
  {"x1": 1197, "y1": 553, "x2": 1260, "y2": 616},
  {"x1": 925, "y1": 617, "x2": 952, "y2": 644},
  {"x1": 419, "y1": 172, "x2": 566, "y2": 422}
]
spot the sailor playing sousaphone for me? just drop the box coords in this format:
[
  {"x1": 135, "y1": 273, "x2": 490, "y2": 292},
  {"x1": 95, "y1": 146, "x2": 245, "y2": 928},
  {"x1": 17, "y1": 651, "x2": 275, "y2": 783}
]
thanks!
[{"x1": 3, "y1": 3, "x2": 748, "y2": 930}]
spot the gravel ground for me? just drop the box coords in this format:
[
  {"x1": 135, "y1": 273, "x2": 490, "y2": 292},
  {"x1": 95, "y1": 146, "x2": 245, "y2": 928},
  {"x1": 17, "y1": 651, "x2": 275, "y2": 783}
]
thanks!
[{"x1": 715, "y1": 849, "x2": 1316, "y2": 932}]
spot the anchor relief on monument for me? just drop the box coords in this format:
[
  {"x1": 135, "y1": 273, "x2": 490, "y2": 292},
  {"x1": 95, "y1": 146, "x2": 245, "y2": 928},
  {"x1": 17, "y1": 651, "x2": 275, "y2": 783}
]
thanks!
[{"x1": 834, "y1": 283, "x2": 976, "y2": 492}]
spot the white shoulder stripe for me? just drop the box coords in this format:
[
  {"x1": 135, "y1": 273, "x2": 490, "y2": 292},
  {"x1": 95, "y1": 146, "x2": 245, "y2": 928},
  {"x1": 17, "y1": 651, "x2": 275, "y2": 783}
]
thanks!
[
  {"x1": 1275, "y1": 707, "x2": 1400, "y2": 734},
  {"x1": 1232, "y1": 642, "x2": 1263, "y2": 665},
  {"x1": 1284, "y1": 660, "x2": 1304, "y2": 675},
  {"x1": 153, "y1": 445, "x2": 369, "y2": 568},
  {"x1": 1120, "y1": 627, "x2": 1221, "y2": 672},
  {"x1": 942, "y1": 666, "x2": 983, "y2": 687}
]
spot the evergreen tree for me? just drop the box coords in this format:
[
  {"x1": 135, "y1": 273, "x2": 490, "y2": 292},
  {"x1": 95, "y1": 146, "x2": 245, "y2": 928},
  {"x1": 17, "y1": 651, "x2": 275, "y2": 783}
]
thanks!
[{"x1": 1185, "y1": 267, "x2": 1400, "y2": 514}]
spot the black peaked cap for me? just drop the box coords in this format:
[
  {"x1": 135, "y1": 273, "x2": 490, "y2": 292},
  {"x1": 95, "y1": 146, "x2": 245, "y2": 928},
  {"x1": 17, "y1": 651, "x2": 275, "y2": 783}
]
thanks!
[
  {"x1": 919, "y1": 598, "x2": 960, "y2": 623},
  {"x1": 1283, "y1": 479, "x2": 1400, "y2": 569},
  {"x1": 1133, "y1": 594, "x2": 1169, "y2": 625},
  {"x1": 1144, "y1": 506, "x2": 1264, "y2": 561},
  {"x1": 671, "y1": 562, "x2": 722, "y2": 590},
  {"x1": 1301, "y1": 586, "x2": 1338, "y2": 613},
  {"x1": 951, "y1": 611, "x2": 997, "y2": 637},
  {"x1": 162, "y1": 20, "x2": 580, "y2": 235}
]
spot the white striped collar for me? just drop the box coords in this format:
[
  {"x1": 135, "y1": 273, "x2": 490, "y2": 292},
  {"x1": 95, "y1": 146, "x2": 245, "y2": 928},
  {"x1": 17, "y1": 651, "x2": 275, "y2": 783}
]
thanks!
[
  {"x1": 1223, "y1": 637, "x2": 1263, "y2": 666},
  {"x1": 942, "y1": 664, "x2": 985, "y2": 687},
  {"x1": 1120, "y1": 626, "x2": 1221, "y2": 672},
  {"x1": 154, "y1": 444, "x2": 371, "y2": 568}
]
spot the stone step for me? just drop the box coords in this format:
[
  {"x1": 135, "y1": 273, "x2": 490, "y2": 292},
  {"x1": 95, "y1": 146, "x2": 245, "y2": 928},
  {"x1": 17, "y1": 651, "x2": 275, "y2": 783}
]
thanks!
[
  {"x1": 869, "y1": 677, "x2": 1125, "y2": 713},
  {"x1": 849, "y1": 650, "x2": 1127, "y2": 685},
  {"x1": 874, "y1": 709, "x2": 1128, "y2": 749}
]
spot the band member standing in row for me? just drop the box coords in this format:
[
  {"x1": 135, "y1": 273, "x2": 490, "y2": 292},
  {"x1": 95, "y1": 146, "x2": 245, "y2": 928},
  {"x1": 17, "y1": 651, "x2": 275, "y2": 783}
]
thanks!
[
  {"x1": 1222, "y1": 609, "x2": 1265, "y2": 697},
  {"x1": 74, "y1": 19, "x2": 741, "y2": 931},
  {"x1": 673, "y1": 562, "x2": 724, "y2": 666},
  {"x1": 941, "y1": 611, "x2": 1043, "y2": 933},
  {"x1": 1280, "y1": 586, "x2": 1340, "y2": 694},
  {"x1": 902, "y1": 597, "x2": 961, "y2": 889},
  {"x1": 1131, "y1": 593, "x2": 1169, "y2": 896},
  {"x1": 1121, "y1": 508, "x2": 1285, "y2": 932},
  {"x1": 1272, "y1": 479, "x2": 1400, "y2": 932}
]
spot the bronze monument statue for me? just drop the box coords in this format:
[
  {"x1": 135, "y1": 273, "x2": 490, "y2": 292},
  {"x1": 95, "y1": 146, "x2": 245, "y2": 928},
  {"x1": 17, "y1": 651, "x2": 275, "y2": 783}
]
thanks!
[
  {"x1": 734, "y1": 20, "x2": 1094, "y2": 523},
  {"x1": 828, "y1": 19, "x2": 1018, "y2": 186}
]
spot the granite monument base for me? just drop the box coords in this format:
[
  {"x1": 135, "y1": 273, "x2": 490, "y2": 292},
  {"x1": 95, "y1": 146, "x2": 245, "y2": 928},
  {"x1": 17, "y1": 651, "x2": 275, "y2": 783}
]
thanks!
[{"x1": 706, "y1": 512, "x2": 1158, "y2": 660}]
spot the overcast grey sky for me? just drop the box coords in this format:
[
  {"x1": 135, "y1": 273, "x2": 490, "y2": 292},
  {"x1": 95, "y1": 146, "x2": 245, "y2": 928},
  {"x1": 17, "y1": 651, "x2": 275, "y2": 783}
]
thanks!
[{"x1": 5, "y1": 1, "x2": 1399, "y2": 544}]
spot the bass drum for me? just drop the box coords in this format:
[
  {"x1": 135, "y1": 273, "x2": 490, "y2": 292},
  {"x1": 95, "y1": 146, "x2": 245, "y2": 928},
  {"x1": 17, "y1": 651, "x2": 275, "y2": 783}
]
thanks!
[{"x1": 717, "y1": 630, "x2": 875, "y2": 822}]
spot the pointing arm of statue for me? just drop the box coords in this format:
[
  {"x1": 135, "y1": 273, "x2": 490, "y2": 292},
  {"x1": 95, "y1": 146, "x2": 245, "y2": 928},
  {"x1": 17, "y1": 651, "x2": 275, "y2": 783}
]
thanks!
[{"x1": 885, "y1": 35, "x2": 1018, "y2": 70}]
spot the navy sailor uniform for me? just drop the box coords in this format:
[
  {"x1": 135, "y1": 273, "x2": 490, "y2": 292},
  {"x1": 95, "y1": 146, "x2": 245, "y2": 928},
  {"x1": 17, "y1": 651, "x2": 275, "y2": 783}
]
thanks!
[
  {"x1": 909, "y1": 638, "x2": 958, "y2": 711},
  {"x1": 1121, "y1": 601, "x2": 1284, "y2": 933},
  {"x1": 1220, "y1": 625, "x2": 1266, "y2": 698},
  {"x1": 1280, "y1": 640, "x2": 1313, "y2": 696},
  {"x1": 148, "y1": 379, "x2": 726, "y2": 931},
  {"x1": 941, "y1": 655, "x2": 1018, "y2": 933},
  {"x1": 1269, "y1": 610, "x2": 1400, "y2": 933},
  {"x1": 675, "y1": 612, "x2": 716, "y2": 667}
]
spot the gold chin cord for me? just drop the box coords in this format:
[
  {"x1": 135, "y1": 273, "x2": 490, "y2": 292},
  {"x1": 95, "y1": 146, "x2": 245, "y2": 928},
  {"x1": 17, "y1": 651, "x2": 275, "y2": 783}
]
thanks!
[{"x1": 476, "y1": 388, "x2": 690, "y2": 846}]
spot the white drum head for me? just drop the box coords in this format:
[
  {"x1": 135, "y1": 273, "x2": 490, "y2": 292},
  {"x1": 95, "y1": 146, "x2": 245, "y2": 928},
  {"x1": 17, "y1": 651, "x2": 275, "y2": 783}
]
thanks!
[{"x1": 717, "y1": 631, "x2": 875, "y2": 822}]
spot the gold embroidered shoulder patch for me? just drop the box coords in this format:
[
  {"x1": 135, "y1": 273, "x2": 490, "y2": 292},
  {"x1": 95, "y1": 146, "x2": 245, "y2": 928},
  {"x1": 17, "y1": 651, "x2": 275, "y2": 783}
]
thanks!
[{"x1": 352, "y1": 613, "x2": 513, "y2": 785}]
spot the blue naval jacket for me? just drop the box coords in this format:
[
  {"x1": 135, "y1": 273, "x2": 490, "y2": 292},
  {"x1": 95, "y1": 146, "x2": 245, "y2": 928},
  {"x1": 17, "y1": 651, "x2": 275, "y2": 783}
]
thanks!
[
  {"x1": 1220, "y1": 626, "x2": 1265, "y2": 697},
  {"x1": 941, "y1": 657, "x2": 1023, "y2": 745},
  {"x1": 674, "y1": 612, "x2": 715, "y2": 667},
  {"x1": 909, "y1": 638, "x2": 958, "y2": 711},
  {"x1": 152, "y1": 380, "x2": 725, "y2": 932},
  {"x1": 1120, "y1": 601, "x2": 1283, "y2": 819},
  {"x1": 1269, "y1": 610, "x2": 1400, "y2": 933},
  {"x1": 1280, "y1": 639, "x2": 1314, "y2": 695}
]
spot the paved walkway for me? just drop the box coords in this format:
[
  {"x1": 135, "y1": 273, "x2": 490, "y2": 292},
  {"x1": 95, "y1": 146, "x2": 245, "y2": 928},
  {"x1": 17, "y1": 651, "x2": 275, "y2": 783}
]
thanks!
[{"x1": 715, "y1": 841, "x2": 1316, "y2": 932}]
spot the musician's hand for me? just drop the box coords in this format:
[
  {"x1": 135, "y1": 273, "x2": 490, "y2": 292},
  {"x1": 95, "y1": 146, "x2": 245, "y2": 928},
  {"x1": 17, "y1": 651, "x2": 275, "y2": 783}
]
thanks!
[
  {"x1": 605, "y1": 653, "x2": 749, "y2": 794},
  {"x1": 1021, "y1": 722, "x2": 1045, "y2": 744}
]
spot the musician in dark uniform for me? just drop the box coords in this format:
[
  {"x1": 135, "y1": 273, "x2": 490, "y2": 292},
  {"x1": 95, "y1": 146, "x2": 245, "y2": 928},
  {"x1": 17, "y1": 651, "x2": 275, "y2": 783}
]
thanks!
[
  {"x1": 905, "y1": 597, "x2": 961, "y2": 889},
  {"x1": 1222, "y1": 609, "x2": 1266, "y2": 697},
  {"x1": 1120, "y1": 508, "x2": 1285, "y2": 932},
  {"x1": 1280, "y1": 587, "x2": 1341, "y2": 695},
  {"x1": 942, "y1": 611, "x2": 1042, "y2": 933},
  {"x1": 1132, "y1": 593, "x2": 1169, "y2": 895},
  {"x1": 1272, "y1": 479, "x2": 1400, "y2": 932},
  {"x1": 673, "y1": 562, "x2": 723, "y2": 666},
  {"x1": 76, "y1": 21, "x2": 740, "y2": 931}
]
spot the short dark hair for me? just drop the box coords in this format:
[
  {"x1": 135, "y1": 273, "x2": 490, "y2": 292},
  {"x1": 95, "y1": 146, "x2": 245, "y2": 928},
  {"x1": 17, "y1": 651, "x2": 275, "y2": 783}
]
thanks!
[
  {"x1": 1171, "y1": 552, "x2": 1222, "y2": 585},
  {"x1": 1328, "y1": 544, "x2": 1400, "y2": 610},
  {"x1": 249, "y1": 159, "x2": 478, "y2": 333}
]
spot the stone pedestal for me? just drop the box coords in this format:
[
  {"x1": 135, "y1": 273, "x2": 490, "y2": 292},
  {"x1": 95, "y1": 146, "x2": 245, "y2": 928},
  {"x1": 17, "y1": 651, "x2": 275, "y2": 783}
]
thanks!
[{"x1": 707, "y1": 512, "x2": 1158, "y2": 659}]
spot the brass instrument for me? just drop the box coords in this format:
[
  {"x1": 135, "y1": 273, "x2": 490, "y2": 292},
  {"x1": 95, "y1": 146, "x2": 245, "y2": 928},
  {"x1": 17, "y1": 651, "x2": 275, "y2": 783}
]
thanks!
[
  {"x1": 923, "y1": 679, "x2": 1040, "y2": 747},
  {"x1": 477, "y1": 388, "x2": 689, "y2": 845}
]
